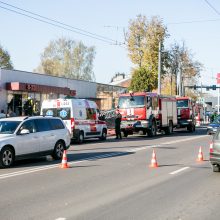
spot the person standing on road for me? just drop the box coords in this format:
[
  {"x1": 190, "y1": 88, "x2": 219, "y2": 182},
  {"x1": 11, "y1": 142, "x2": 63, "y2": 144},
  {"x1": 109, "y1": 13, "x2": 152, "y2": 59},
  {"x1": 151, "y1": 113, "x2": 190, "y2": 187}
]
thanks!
[
  {"x1": 115, "y1": 108, "x2": 122, "y2": 139},
  {"x1": 211, "y1": 111, "x2": 218, "y2": 122}
]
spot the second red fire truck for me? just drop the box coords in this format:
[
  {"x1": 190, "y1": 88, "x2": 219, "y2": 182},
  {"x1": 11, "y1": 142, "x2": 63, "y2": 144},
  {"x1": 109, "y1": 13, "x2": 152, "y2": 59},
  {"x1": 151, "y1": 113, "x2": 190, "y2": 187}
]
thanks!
[{"x1": 176, "y1": 96, "x2": 196, "y2": 132}]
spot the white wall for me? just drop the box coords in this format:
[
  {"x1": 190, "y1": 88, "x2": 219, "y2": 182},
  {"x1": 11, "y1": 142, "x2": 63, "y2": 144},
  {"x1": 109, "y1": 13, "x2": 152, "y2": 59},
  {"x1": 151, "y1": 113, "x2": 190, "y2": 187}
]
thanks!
[{"x1": 0, "y1": 69, "x2": 97, "y2": 111}]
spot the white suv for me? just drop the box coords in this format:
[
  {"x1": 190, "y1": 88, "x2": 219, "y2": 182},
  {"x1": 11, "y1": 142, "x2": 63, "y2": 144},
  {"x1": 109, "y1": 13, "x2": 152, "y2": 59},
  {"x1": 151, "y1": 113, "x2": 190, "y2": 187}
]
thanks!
[{"x1": 0, "y1": 116, "x2": 71, "y2": 168}]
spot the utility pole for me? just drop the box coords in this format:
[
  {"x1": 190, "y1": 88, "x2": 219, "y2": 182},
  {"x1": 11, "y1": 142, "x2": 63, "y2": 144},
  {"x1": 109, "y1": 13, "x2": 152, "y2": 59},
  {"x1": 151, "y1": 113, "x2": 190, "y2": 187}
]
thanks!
[
  {"x1": 179, "y1": 64, "x2": 182, "y2": 96},
  {"x1": 158, "y1": 41, "x2": 161, "y2": 95},
  {"x1": 218, "y1": 88, "x2": 220, "y2": 114}
]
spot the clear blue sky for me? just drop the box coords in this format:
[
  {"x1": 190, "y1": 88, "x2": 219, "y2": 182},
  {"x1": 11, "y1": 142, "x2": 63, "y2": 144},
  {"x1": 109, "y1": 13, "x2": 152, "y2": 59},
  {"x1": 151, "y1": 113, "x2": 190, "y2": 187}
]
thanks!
[{"x1": 0, "y1": 0, "x2": 220, "y2": 89}]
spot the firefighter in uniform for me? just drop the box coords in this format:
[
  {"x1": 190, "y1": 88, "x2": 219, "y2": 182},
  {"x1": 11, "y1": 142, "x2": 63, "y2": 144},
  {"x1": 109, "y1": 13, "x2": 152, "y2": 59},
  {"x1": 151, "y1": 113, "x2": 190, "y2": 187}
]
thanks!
[{"x1": 115, "y1": 108, "x2": 122, "y2": 139}]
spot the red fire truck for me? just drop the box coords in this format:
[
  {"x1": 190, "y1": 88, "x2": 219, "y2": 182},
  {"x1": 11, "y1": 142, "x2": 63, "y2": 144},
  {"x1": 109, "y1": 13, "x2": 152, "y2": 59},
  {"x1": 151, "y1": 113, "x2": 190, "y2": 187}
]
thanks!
[
  {"x1": 176, "y1": 97, "x2": 196, "y2": 132},
  {"x1": 118, "y1": 92, "x2": 177, "y2": 137}
]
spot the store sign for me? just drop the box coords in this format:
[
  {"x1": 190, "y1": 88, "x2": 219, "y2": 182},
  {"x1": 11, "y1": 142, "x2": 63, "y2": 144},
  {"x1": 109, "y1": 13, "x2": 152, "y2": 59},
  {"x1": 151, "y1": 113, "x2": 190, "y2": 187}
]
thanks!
[
  {"x1": 6, "y1": 82, "x2": 76, "y2": 96},
  {"x1": 26, "y1": 84, "x2": 37, "y2": 91},
  {"x1": 217, "y1": 73, "x2": 220, "y2": 84}
]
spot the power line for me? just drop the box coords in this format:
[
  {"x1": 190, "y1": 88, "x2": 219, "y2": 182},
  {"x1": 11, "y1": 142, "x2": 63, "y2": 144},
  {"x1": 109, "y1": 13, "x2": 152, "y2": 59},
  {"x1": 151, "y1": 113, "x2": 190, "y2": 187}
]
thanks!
[
  {"x1": 0, "y1": 5, "x2": 112, "y2": 44},
  {"x1": 167, "y1": 18, "x2": 220, "y2": 25},
  {"x1": 204, "y1": 0, "x2": 220, "y2": 16},
  {"x1": 0, "y1": 1, "x2": 125, "y2": 45}
]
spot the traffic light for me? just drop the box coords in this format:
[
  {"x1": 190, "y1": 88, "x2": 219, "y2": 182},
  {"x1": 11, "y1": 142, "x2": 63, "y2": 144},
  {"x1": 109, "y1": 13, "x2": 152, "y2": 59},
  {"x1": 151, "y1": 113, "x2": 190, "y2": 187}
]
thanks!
[
  {"x1": 212, "y1": 85, "x2": 217, "y2": 90},
  {"x1": 193, "y1": 85, "x2": 197, "y2": 90}
]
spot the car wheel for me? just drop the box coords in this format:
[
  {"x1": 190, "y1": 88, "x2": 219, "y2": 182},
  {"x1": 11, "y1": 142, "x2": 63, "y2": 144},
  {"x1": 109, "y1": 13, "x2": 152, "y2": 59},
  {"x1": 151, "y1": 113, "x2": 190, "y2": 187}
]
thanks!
[
  {"x1": 187, "y1": 125, "x2": 193, "y2": 132},
  {"x1": 0, "y1": 146, "x2": 15, "y2": 168},
  {"x1": 212, "y1": 165, "x2": 220, "y2": 172},
  {"x1": 77, "y1": 131, "x2": 84, "y2": 144},
  {"x1": 99, "y1": 129, "x2": 107, "y2": 140},
  {"x1": 52, "y1": 141, "x2": 65, "y2": 160}
]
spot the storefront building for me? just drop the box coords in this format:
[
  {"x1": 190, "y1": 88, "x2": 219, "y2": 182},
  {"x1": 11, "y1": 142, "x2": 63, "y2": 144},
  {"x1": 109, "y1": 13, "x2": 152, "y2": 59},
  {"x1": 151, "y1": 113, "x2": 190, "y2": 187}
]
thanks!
[{"x1": 0, "y1": 69, "x2": 126, "y2": 115}]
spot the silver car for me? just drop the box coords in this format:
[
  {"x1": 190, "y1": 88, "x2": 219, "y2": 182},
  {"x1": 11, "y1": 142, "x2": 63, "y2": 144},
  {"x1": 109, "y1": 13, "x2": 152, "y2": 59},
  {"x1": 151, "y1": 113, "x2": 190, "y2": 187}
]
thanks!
[
  {"x1": 210, "y1": 129, "x2": 220, "y2": 172},
  {"x1": 0, "y1": 116, "x2": 71, "y2": 168}
]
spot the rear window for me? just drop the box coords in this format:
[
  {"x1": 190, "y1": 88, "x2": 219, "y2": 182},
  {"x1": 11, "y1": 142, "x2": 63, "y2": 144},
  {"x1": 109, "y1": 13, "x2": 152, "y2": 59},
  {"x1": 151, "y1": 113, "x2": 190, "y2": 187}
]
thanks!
[
  {"x1": 49, "y1": 119, "x2": 65, "y2": 130},
  {"x1": 35, "y1": 119, "x2": 51, "y2": 132},
  {"x1": 42, "y1": 108, "x2": 71, "y2": 120}
]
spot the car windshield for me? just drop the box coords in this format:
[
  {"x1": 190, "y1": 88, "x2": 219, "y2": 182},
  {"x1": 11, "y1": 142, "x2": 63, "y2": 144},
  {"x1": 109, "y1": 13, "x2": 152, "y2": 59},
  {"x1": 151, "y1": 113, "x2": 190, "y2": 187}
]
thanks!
[
  {"x1": 118, "y1": 96, "x2": 145, "y2": 108},
  {"x1": 0, "y1": 121, "x2": 21, "y2": 134},
  {"x1": 177, "y1": 100, "x2": 188, "y2": 108}
]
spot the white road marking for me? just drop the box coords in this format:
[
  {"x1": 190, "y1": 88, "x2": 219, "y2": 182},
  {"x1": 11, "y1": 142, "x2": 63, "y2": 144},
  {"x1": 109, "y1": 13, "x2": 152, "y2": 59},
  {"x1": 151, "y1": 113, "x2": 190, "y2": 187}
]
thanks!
[
  {"x1": 161, "y1": 135, "x2": 204, "y2": 145},
  {"x1": 55, "y1": 218, "x2": 66, "y2": 220},
  {"x1": 126, "y1": 146, "x2": 148, "y2": 152},
  {"x1": 0, "y1": 135, "x2": 206, "y2": 180},
  {"x1": 0, "y1": 152, "x2": 124, "y2": 180},
  {"x1": 169, "y1": 167, "x2": 190, "y2": 175}
]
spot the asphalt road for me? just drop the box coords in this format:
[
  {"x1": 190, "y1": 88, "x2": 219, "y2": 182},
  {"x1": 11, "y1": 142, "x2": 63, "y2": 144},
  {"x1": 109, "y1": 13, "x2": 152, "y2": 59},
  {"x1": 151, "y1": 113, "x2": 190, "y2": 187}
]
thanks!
[{"x1": 0, "y1": 127, "x2": 218, "y2": 220}]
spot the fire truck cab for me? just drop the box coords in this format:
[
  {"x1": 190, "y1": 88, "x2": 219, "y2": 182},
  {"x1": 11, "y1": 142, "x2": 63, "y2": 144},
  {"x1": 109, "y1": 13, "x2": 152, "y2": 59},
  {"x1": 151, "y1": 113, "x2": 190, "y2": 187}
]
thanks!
[
  {"x1": 118, "y1": 92, "x2": 177, "y2": 137},
  {"x1": 176, "y1": 97, "x2": 196, "y2": 132}
]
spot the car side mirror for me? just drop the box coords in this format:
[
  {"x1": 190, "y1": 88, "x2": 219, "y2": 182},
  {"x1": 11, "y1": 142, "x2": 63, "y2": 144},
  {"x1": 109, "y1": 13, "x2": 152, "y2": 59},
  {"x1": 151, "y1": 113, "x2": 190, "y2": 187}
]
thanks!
[{"x1": 20, "y1": 129, "x2": 30, "y2": 135}]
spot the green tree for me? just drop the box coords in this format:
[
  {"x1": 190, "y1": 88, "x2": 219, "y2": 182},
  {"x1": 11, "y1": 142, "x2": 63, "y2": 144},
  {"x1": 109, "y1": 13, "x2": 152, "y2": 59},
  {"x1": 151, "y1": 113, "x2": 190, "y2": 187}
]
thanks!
[
  {"x1": 0, "y1": 45, "x2": 13, "y2": 69},
  {"x1": 126, "y1": 15, "x2": 168, "y2": 91},
  {"x1": 163, "y1": 42, "x2": 202, "y2": 96},
  {"x1": 129, "y1": 67, "x2": 155, "y2": 92},
  {"x1": 35, "y1": 37, "x2": 96, "y2": 81}
]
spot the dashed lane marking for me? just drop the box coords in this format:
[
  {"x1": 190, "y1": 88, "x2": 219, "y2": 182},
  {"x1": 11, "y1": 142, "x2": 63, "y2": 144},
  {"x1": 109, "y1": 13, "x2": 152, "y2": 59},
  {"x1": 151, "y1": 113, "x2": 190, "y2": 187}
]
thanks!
[{"x1": 169, "y1": 167, "x2": 190, "y2": 175}]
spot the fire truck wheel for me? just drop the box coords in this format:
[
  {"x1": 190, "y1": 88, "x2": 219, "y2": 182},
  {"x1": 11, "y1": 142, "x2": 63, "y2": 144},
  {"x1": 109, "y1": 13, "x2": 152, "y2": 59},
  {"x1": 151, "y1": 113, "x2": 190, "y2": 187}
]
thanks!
[
  {"x1": 148, "y1": 121, "x2": 157, "y2": 137},
  {"x1": 165, "y1": 121, "x2": 173, "y2": 135},
  {"x1": 99, "y1": 129, "x2": 107, "y2": 140},
  {"x1": 187, "y1": 125, "x2": 193, "y2": 132},
  {"x1": 122, "y1": 131, "x2": 128, "y2": 137},
  {"x1": 77, "y1": 131, "x2": 84, "y2": 144}
]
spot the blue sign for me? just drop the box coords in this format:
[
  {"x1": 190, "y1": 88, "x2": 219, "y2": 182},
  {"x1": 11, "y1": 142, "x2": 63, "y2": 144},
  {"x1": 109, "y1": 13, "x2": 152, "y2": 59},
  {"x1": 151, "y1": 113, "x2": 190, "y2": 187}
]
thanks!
[
  {"x1": 46, "y1": 110, "x2": 53, "y2": 116},
  {"x1": 59, "y1": 110, "x2": 68, "y2": 118}
]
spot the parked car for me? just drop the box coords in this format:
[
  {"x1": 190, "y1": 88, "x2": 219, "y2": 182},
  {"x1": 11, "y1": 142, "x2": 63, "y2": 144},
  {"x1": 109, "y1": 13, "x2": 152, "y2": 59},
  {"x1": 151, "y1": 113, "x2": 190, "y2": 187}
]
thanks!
[
  {"x1": 0, "y1": 116, "x2": 71, "y2": 168},
  {"x1": 207, "y1": 118, "x2": 220, "y2": 135},
  {"x1": 210, "y1": 129, "x2": 220, "y2": 172}
]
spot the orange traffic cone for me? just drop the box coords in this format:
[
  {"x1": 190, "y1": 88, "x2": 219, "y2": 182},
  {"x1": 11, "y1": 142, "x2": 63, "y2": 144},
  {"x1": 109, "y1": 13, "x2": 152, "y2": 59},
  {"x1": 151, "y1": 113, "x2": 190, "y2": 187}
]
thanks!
[
  {"x1": 197, "y1": 146, "x2": 204, "y2": 162},
  {"x1": 149, "y1": 149, "x2": 158, "y2": 168},
  {"x1": 59, "y1": 150, "x2": 69, "y2": 168}
]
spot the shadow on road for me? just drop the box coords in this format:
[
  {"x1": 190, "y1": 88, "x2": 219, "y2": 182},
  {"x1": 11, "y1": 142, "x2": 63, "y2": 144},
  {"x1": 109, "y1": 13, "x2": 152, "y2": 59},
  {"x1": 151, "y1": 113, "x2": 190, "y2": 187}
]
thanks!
[{"x1": 8, "y1": 151, "x2": 135, "y2": 170}]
